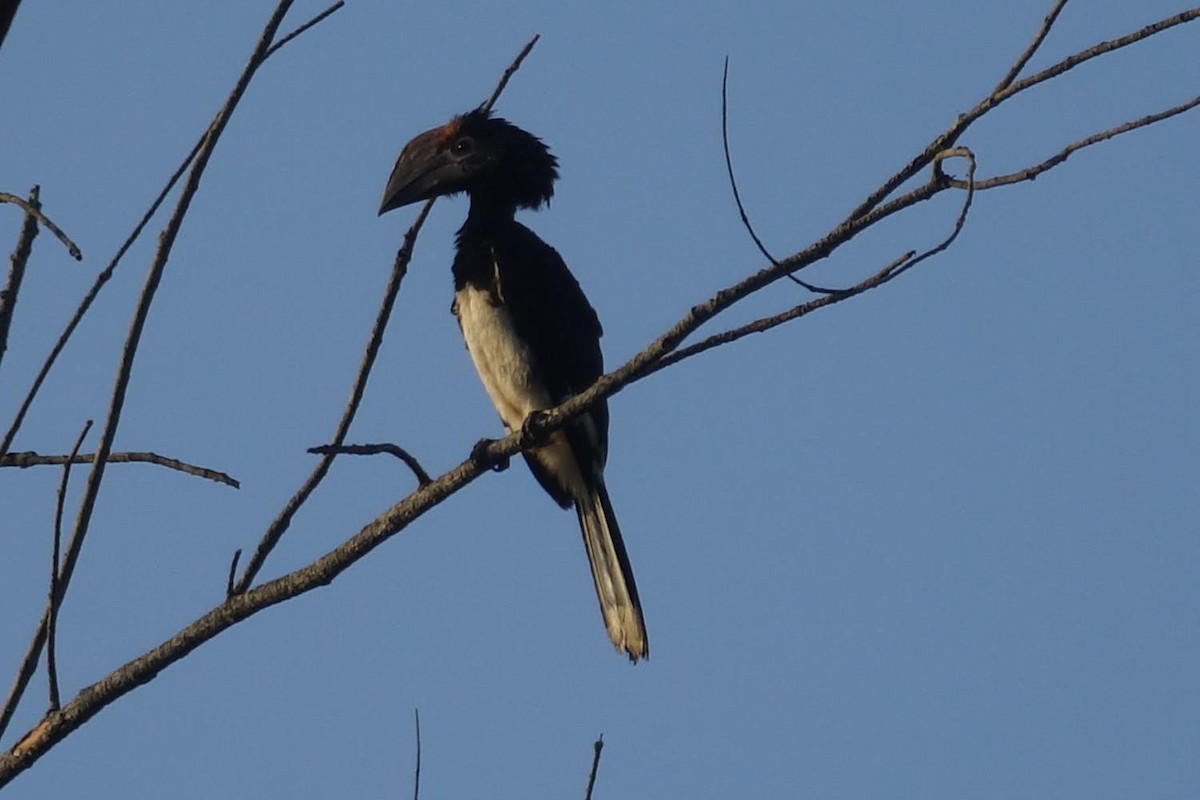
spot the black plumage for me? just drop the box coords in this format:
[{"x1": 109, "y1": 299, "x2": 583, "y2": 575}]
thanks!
[{"x1": 379, "y1": 109, "x2": 648, "y2": 661}]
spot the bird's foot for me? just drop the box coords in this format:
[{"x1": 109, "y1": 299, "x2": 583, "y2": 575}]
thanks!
[
  {"x1": 521, "y1": 410, "x2": 551, "y2": 446},
  {"x1": 470, "y1": 438, "x2": 509, "y2": 472}
]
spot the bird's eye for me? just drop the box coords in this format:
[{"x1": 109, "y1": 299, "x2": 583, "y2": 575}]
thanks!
[{"x1": 450, "y1": 137, "x2": 474, "y2": 156}]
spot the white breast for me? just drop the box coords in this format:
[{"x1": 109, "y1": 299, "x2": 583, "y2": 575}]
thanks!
[{"x1": 454, "y1": 285, "x2": 552, "y2": 431}]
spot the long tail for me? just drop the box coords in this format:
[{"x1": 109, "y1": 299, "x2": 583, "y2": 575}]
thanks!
[{"x1": 575, "y1": 473, "x2": 648, "y2": 662}]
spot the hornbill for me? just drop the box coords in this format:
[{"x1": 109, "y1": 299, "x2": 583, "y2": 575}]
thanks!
[{"x1": 379, "y1": 109, "x2": 649, "y2": 661}]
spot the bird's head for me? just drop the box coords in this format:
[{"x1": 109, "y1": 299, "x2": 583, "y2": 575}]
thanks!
[{"x1": 378, "y1": 109, "x2": 558, "y2": 215}]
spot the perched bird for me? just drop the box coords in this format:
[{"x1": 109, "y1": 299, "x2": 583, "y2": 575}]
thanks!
[{"x1": 379, "y1": 109, "x2": 648, "y2": 661}]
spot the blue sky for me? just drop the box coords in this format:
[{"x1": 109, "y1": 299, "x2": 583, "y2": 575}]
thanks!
[{"x1": 2, "y1": 1, "x2": 1198, "y2": 797}]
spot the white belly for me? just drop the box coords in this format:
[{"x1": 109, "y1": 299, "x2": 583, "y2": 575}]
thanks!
[{"x1": 455, "y1": 285, "x2": 552, "y2": 431}]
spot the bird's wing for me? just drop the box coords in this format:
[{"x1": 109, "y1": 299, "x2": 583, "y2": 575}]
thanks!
[{"x1": 494, "y1": 221, "x2": 609, "y2": 454}]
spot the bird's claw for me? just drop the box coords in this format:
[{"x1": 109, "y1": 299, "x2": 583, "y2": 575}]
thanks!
[
  {"x1": 471, "y1": 438, "x2": 509, "y2": 472},
  {"x1": 521, "y1": 410, "x2": 551, "y2": 446}
]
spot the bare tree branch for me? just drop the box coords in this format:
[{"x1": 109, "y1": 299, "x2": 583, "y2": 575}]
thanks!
[
  {"x1": 951, "y1": 94, "x2": 1200, "y2": 190},
  {"x1": 480, "y1": 34, "x2": 540, "y2": 113},
  {"x1": 648, "y1": 142, "x2": 978, "y2": 373},
  {"x1": 308, "y1": 443, "x2": 433, "y2": 487},
  {"x1": 225, "y1": 549, "x2": 242, "y2": 599},
  {"x1": 0, "y1": 190, "x2": 82, "y2": 261},
  {"x1": 1, "y1": 450, "x2": 239, "y2": 488},
  {"x1": 650, "y1": 250, "x2": 914, "y2": 372},
  {"x1": 265, "y1": 0, "x2": 344, "y2": 58},
  {"x1": 1002, "y1": 9, "x2": 1200, "y2": 103},
  {"x1": 993, "y1": 0, "x2": 1069, "y2": 93},
  {"x1": 412, "y1": 708, "x2": 422, "y2": 800},
  {"x1": 2, "y1": 420, "x2": 92, "y2": 738},
  {"x1": 885, "y1": 147, "x2": 977, "y2": 282},
  {"x1": 720, "y1": 58, "x2": 831, "y2": 294},
  {"x1": 0, "y1": 186, "x2": 40, "y2": 378},
  {"x1": 584, "y1": 735, "x2": 604, "y2": 800},
  {"x1": 46, "y1": 421, "x2": 92, "y2": 713}
]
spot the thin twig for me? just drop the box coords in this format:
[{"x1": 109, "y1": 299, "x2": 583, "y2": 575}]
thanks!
[
  {"x1": 47, "y1": 421, "x2": 93, "y2": 713},
  {"x1": 233, "y1": 35, "x2": 540, "y2": 594},
  {"x1": 1000, "y1": 9, "x2": 1200, "y2": 105},
  {"x1": 264, "y1": 0, "x2": 344, "y2": 58},
  {"x1": 650, "y1": 148, "x2": 976, "y2": 372},
  {"x1": 1, "y1": 450, "x2": 239, "y2": 488},
  {"x1": 412, "y1": 708, "x2": 421, "y2": 800},
  {"x1": 721, "y1": 58, "x2": 776, "y2": 266},
  {"x1": 720, "y1": 57, "x2": 835, "y2": 293},
  {"x1": 307, "y1": 443, "x2": 432, "y2": 486},
  {"x1": 993, "y1": 0, "x2": 1070, "y2": 93},
  {"x1": 225, "y1": 550, "x2": 242, "y2": 599},
  {"x1": 0, "y1": 191, "x2": 82, "y2": 260},
  {"x1": 721, "y1": 59, "x2": 831, "y2": 294},
  {"x1": 650, "y1": 250, "x2": 915, "y2": 373},
  {"x1": 480, "y1": 34, "x2": 540, "y2": 113},
  {"x1": 0, "y1": 187, "x2": 41, "y2": 379},
  {"x1": 950, "y1": 94, "x2": 1200, "y2": 190},
  {"x1": 887, "y1": 147, "x2": 976, "y2": 281},
  {"x1": 584, "y1": 735, "x2": 604, "y2": 800}
]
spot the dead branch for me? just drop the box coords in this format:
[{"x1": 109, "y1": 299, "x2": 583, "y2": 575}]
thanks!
[
  {"x1": 0, "y1": 190, "x2": 82, "y2": 261},
  {"x1": 584, "y1": 735, "x2": 604, "y2": 800},
  {"x1": 479, "y1": 34, "x2": 540, "y2": 113},
  {"x1": 1, "y1": 450, "x2": 240, "y2": 488},
  {"x1": 412, "y1": 708, "x2": 422, "y2": 800},
  {"x1": 644, "y1": 140, "x2": 975, "y2": 376},
  {"x1": 225, "y1": 549, "x2": 242, "y2": 599},
  {"x1": 951, "y1": 94, "x2": 1200, "y2": 190},
  {"x1": 46, "y1": 421, "x2": 92, "y2": 713},
  {"x1": 0, "y1": 187, "x2": 40, "y2": 377},
  {"x1": 721, "y1": 58, "x2": 830, "y2": 294},
  {"x1": 992, "y1": 0, "x2": 1068, "y2": 94},
  {"x1": 265, "y1": 0, "x2": 344, "y2": 58},
  {"x1": 307, "y1": 443, "x2": 433, "y2": 487}
]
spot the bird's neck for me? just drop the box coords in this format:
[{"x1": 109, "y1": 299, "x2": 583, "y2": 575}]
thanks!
[
  {"x1": 453, "y1": 192, "x2": 518, "y2": 290},
  {"x1": 465, "y1": 191, "x2": 518, "y2": 228}
]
